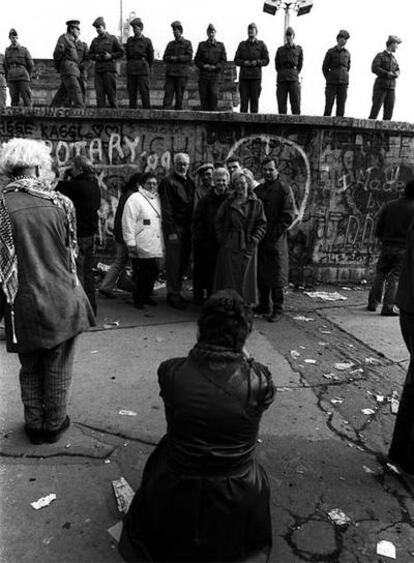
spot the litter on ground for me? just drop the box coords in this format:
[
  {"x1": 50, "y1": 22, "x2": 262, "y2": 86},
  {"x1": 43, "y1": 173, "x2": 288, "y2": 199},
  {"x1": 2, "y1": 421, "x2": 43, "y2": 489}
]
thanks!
[
  {"x1": 361, "y1": 408, "x2": 375, "y2": 415},
  {"x1": 292, "y1": 315, "x2": 314, "y2": 322},
  {"x1": 30, "y1": 493, "x2": 56, "y2": 510},
  {"x1": 112, "y1": 477, "x2": 135, "y2": 515},
  {"x1": 304, "y1": 291, "x2": 347, "y2": 302},
  {"x1": 290, "y1": 350, "x2": 300, "y2": 359},
  {"x1": 327, "y1": 508, "x2": 351, "y2": 526},
  {"x1": 119, "y1": 409, "x2": 137, "y2": 416},
  {"x1": 334, "y1": 362, "x2": 355, "y2": 371},
  {"x1": 304, "y1": 359, "x2": 317, "y2": 364},
  {"x1": 376, "y1": 540, "x2": 396, "y2": 559}
]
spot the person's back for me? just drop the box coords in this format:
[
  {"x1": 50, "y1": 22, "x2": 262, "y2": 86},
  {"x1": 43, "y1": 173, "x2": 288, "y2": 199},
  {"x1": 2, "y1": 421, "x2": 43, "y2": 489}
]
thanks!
[{"x1": 376, "y1": 196, "x2": 414, "y2": 245}]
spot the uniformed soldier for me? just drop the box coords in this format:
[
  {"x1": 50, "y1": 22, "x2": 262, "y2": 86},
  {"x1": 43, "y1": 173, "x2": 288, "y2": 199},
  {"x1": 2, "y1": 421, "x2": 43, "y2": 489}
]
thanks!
[
  {"x1": 322, "y1": 29, "x2": 351, "y2": 117},
  {"x1": 4, "y1": 28, "x2": 33, "y2": 107},
  {"x1": 368, "y1": 35, "x2": 402, "y2": 121},
  {"x1": 162, "y1": 21, "x2": 193, "y2": 110},
  {"x1": 52, "y1": 20, "x2": 89, "y2": 108},
  {"x1": 275, "y1": 26, "x2": 303, "y2": 115},
  {"x1": 126, "y1": 17, "x2": 154, "y2": 109},
  {"x1": 194, "y1": 23, "x2": 227, "y2": 111},
  {"x1": 89, "y1": 17, "x2": 124, "y2": 108},
  {"x1": 234, "y1": 23, "x2": 269, "y2": 113},
  {"x1": 0, "y1": 52, "x2": 6, "y2": 109}
]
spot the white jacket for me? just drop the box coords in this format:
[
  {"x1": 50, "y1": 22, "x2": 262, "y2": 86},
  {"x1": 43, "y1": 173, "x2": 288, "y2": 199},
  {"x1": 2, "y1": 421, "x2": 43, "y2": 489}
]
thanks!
[{"x1": 122, "y1": 189, "x2": 164, "y2": 259}]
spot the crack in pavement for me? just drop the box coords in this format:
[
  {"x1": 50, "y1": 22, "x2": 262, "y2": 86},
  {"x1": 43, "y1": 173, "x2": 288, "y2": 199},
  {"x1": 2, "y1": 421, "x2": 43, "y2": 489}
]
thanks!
[{"x1": 77, "y1": 421, "x2": 158, "y2": 447}]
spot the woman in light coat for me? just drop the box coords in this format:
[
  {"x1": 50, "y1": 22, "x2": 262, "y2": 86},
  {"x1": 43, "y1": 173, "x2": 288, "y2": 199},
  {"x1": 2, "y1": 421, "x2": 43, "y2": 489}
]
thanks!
[{"x1": 122, "y1": 172, "x2": 164, "y2": 308}]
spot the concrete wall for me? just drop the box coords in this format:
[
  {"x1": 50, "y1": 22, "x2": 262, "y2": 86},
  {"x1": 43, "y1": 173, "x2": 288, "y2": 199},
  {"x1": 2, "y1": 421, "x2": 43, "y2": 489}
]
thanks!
[
  {"x1": 31, "y1": 59, "x2": 239, "y2": 111},
  {"x1": 1, "y1": 107, "x2": 414, "y2": 283}
]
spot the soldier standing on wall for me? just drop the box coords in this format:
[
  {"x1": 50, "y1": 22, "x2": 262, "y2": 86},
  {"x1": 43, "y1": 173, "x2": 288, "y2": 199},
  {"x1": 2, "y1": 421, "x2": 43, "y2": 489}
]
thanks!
[
  {"x1": 368, "y1": 35, "x2": 401, "y2": 121},
  {"x1": 89, "y1": 17, "x2": 124, "y2": 108},
  {"x1": 162, "y1": 21, "x2": 193, "y2": 110},
  {"x1": 275, "y1": 26, "x2": 303, "y2": 115},
  {"x1": 0, "y1": 52, "x2": 6, "y2": 109},
  {"x1": 322, "y1": 30, "x2": 351, "y2": 117},
  {"x1": 4, "y1": 28, "x2": 33, "y2": 107},
  {"x1": 234, "y1": 23, "x2": 269, "y2": 114},
  {"x1": 194, "y1": 23, "x2": 227, "y2": 111},
  {"x1": 52, "y1": 20, "x2": 89, "y2": 108},
  {"x1": 126, "y1": 17, "x2": 154, "y2": 109}
]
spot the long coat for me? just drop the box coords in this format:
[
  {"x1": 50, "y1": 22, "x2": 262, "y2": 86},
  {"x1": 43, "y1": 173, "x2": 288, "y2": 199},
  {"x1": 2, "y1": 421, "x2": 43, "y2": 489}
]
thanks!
[
  {"x1": 213, "y1": 195, "x2": 267, "y2": 304},
  {"x1": 255, "y1": 179, "x2": 295, "y2": 288},
  {"x1": 119, "y1": 344, "x2": 275, "y2": 562}
]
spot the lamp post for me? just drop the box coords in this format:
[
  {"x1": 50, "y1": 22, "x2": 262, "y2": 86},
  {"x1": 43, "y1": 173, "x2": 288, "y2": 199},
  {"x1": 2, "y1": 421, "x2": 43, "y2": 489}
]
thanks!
[{"x1": 263, "y1": 0, "x2": 313, "y2": 38}]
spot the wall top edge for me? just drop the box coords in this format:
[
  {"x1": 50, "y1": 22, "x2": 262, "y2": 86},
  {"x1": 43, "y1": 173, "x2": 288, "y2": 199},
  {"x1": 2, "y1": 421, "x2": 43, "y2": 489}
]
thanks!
[{"x1": 1, "y1": 107, "x2": 414, "y2": 133}]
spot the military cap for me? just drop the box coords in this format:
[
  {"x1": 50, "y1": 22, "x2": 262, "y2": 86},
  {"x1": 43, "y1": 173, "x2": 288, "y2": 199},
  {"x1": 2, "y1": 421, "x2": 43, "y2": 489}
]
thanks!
[
  {"x1": 197, "y1": 163, "x2": 214, "y2": 175},
  {"x1": 171, "y1": 20, "x2": 183, "y2": 31},
  {"x1": 207, "y1": 23, "x2": 216, "y2": 32},
  {"x1": 92, "y1": 17, "x2": 106, "y2": 28},
  {"x1": 130, "y1": 17, "x2": 143, "y2": 28},
  {"x1": 8, "y1": 28, "x2": 18, "y2": 37},
  {"x1": 248, "y1": 22, "x2": 258, "y2": 30},
  {"x1": 285, "y1": 26, "x2": 295, "y2": 36},
  {"x1": 337, "y1": 29, "x2": 350, "y2": 39},
  {"x1": 66, "y1": 20, "x2": 81, "y2": 29},
  {"x1": 387, "y1": 34, "x2": 402, "y2": 45}
]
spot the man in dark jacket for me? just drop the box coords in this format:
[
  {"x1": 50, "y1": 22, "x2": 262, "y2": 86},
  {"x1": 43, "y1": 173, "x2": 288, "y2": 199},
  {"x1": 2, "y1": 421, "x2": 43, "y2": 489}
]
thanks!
[
  {"x1": 195, "y1": 23, "x2": 227, "y2": 111},
  {"x1": 322, "y1": 29, "x2": 351, "y2": 117},
  {"x1": 89, "y1": 17, "x2": 124, "y2": 108},
  {"x1": 4, "y1": 28, "x2": 33, "y2": 107},
  {"x1": 159, "y1": 152, "x2": 195, "y2": 309},
  {"x1": 368, "y1": 35, "x2": 401, "y2": 121},
  {"x1": 162, "y1": 21, "x2": 193, "y2": 110},
  {"x1": 0, "y1": 139, "x2": 94, "y2": 445},
  {"x1": 52, "y1": 20, "x2": 88, "y2": 108},
  {"x1": 57, "y1": 156, "x2": 101, "y2": 314},
  {"x1": 126, "y1": 17, "x2": 154, "y2": 109},
  {"x1": 192, "y1": 167, "x2": 229, "y2": 304},
  {"x1": 234, "y1": 23, "x2": 269, "y2": 113},
  {"x1": 255, "y1": 157, "x2": 295, "y2": 322},
  {"x1": 275, "y1": 27, "x2": 303, "y2": 115},
  {"x1": 367, "y1": 180, "x2": 414, "y2": 316}
]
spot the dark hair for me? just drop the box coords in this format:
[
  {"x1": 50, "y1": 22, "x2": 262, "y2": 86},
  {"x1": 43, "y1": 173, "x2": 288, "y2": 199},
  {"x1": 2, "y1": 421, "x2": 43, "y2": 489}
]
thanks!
[
  {"x1": 197, "y1": 289, "x2": 253, "y2": 351},
  {"x1": 262, "y1": 156, "x2": 277, "y2": 168},
  {"x1": 226, "y1": 156, "x2": 240, "y2": 165},
  {"x1": 405, "y1": 180, "x2": 414, "y2": 200},
  {"x1": 140, "y1": 171, "x2": 157, "y2": 185},
  {"x1": 123, "y1": 172, "x2": 141, "y2": 194}
]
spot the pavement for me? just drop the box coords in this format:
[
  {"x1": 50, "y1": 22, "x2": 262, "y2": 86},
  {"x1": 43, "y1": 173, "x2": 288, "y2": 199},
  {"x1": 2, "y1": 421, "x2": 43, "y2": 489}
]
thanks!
[{"x1": 1, "y1": 283, "x2": 413, "y2": 563}]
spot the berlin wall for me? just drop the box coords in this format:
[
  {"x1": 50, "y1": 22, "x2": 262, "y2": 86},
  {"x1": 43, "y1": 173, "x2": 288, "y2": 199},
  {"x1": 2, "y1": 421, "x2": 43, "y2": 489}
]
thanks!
[{"x1": 1, "y1": 107, "x2": 414, "y2": 283}]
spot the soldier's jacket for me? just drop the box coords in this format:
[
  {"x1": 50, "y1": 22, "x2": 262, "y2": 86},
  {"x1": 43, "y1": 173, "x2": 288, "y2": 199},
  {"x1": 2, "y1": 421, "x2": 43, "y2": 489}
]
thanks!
[
  {"x1": 371, "y1": 50, "x2": 400, "y2": 89},
  {"x1": 322, "y1": 46, "x2": 351, "y2": 84},
  {"x1": 0, "y1": 53, "x2": 5, "y2": 75},
  {"x1": 4, "y1": 44, "x2": 33, "y2": 82},
  {"x1": 163, "y1": 37, "x2": 193, "y2": 77},
  {"x1": 234, "y1": 39, "x2": 269, "y2": 80},
  {"x1": 53, "y1": 33, "x2": 88, "y2": 78},
  {"x1": 275, "y1": 43, "x2": 303, "y2": 83},
  {"x1": 89, "y1": 32, "x2": 124, "y2": 73},
  {"x1": 77, "y1": 41, "x2": 90, "y2": 83},
  {"x1": 126, "y1": 35, "x2": 154, "y2": 76},
  {"x1": 195, "y1": 39, "x2": 227, "y2": 80}
]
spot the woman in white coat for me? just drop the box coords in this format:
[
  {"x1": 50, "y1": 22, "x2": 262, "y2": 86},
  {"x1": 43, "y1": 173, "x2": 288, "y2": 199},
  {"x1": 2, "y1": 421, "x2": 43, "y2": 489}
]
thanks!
[{"x1": 122, "y1": 172, "x2": 164, "y2": 308}]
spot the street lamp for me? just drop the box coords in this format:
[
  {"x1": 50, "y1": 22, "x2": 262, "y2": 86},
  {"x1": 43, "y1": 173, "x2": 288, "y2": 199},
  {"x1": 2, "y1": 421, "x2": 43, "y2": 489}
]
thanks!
[{"x1": 263, "y1": 0, "x2": 313, "y2": 36}]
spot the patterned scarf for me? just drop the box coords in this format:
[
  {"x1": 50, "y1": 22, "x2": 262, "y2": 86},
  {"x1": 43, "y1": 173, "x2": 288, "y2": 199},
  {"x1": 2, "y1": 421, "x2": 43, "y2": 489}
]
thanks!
[{"x1": 0, "y1": 177, "x2": 78, "y2": 343}]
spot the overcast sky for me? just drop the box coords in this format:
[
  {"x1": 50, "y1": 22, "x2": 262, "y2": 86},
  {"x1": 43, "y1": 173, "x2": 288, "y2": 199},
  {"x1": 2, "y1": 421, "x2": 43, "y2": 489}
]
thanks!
[{"x1": 1, "y1": 0, "x2": 413, "y2": 121}]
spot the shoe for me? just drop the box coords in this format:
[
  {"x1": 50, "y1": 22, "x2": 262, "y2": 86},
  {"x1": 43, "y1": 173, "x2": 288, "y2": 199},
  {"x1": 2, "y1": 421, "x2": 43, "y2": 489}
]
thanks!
[
  {"x1": 268, "y1": 312, "x2": 282, "y2": 323},
  {"x1": 366, "y1": 304, "x2": 377, "y2": 312},
  {"x1": 381, "y1": 309, "x2": 399, "y2": 317},
  {"x1": 99, "y1": 289, "x2": 116, "y2": 299},
  {"x1": 253, "y1": 305, "x2": 270, "y2": 315},
  {"x1": 167, "y1": 297, "x2": 186, "y2": 310},
  {"x1": 44, "y1": 416, "x2": 70, "y2": 444},
  {"x1": 24, "y1": 425, "x2": 44, "y2": 445},
  {"x1": 144, "y1": 298, "x2": 157, "y2": 306}
]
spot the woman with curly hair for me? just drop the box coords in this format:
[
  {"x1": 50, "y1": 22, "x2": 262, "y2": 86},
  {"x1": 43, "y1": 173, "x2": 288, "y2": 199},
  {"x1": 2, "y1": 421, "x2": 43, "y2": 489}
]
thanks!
[
  {"x1": 119, "y1": 289, "x2": 275, "y2": 562},
  {"x1": 213, "y1": 168, "x2": 267, "y2": 306}
]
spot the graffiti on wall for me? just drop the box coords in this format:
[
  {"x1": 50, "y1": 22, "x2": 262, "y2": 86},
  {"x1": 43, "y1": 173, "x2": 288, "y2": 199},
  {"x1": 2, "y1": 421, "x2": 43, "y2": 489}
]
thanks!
[{"x1": 1, "y1": 115, "x2": 414, "y2": 281}]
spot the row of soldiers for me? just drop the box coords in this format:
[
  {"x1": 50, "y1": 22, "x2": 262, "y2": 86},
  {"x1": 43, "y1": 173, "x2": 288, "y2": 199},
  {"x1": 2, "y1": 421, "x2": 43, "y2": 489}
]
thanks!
[{"x1": 0, "y1": 19, "x2": 402, "y2": 120}]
